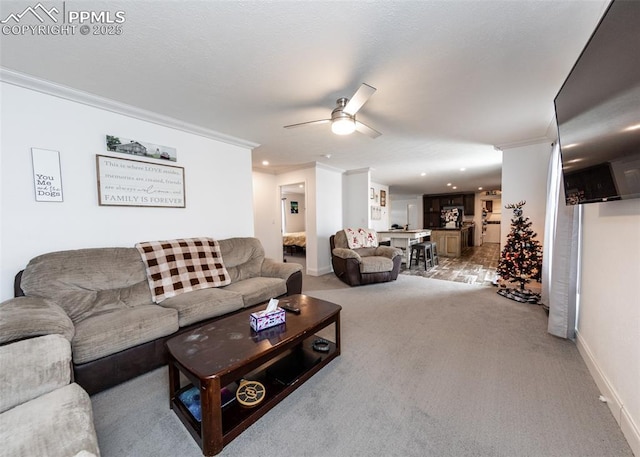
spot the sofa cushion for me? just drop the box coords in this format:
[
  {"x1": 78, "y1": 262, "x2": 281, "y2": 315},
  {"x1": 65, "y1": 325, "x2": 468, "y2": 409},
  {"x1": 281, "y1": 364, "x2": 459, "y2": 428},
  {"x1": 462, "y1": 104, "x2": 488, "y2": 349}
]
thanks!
[
  {"x1": 344, "y1": 228, "x2": 379, "y2": 249},
  {"x1": 0, "y1": 334, "x2": 71, "y2": 414},
  {"x1": 20, "y1": 247, "x2": 152, "y2": 323},
  {"x1": 222, "y1": 277, "x2": 287, "y2": 307},
  {"x1": 354, "y1": 247, "x2": 378, "y2": 257},
  {"x1": 72, "y1": 305, "x2": 178, "y2": 364},
  {"x1": 359, "y1": 256, "x2": 395, "y2": 274},
  {"x1": 160, "y1": 287, "x2": 244, "y2": 327},
  {"x1": 0, "y1": 383, "x2": 100, "y2": 457},
  {"x1": 218, "y1": 237, "x2": 264, "y2": 283},
  {"x1": 135, "y1": 237, "x2": 231, "y2": 303},
  {"x1": 0, "y1": 297, "x2": 75, "y2": 345}
]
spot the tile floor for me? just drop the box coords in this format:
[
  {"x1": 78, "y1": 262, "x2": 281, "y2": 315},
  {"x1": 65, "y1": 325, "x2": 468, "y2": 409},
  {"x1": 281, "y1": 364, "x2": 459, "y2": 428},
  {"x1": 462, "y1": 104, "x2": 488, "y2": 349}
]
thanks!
[
  {"x1": 286, "y1": 242, "x2": 503, "y2": 288},
  {"x1": 400, "y1": 242, "x2": 501, "y2": 286}
]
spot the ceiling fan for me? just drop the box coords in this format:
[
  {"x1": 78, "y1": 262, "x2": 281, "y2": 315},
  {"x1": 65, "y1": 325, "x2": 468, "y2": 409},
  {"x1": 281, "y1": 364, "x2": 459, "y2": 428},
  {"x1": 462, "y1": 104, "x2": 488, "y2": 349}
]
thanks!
[{"x1": 284, "y1": 83, "x2": 381, "y2": 138}]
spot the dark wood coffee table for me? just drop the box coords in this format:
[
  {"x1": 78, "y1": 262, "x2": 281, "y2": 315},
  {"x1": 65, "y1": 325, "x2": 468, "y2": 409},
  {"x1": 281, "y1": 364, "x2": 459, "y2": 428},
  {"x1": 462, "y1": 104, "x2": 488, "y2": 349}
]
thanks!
[{"x1": 166, "y1": 294, "x2": 341, "y2": 456}]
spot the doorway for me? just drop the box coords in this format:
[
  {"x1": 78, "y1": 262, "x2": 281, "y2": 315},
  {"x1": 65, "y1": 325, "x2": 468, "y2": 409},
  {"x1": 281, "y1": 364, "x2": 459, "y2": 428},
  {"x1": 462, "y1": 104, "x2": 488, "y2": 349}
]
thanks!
[
  {"x1": 280, "y1": 182, "x2": 306, "y2": 269},
  {"x1": 481, "y1": 199, "x2": 501, "y2": 244}
]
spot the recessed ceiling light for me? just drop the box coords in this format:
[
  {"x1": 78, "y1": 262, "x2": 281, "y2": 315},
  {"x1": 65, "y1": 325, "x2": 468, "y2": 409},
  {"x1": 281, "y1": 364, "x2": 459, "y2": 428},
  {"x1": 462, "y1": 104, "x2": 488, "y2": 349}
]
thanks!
[
  {"x1": 324, "y1": 154, "x2": 332, "y2": 159},
  {"x1": 478, "y1": 187, "x2": 483, "y2": 190},
  {"x1": 460, "y1": 168, "x2": 466, "y2": 171},
  {"x1": 299, "y1": 184, "x2": 304, "y2": 188},
  {"x1": 452, "y1": 186, "x2": 457, "y2": 190},
  {"x1": 262, "y1": 160, "x2": 269, "y2": 166},
  {"x1": 420, "y1": 172, "x2": 426, "y2": 177},
  {"x1": 447, "y1": 183, "x2": 452, "y2": 186}
]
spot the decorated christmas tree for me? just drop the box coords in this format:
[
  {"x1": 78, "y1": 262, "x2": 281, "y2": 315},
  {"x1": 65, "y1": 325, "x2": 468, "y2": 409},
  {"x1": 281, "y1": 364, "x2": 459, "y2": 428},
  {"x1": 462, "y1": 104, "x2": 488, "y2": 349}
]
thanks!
[{"x1": 497, "y1": 200, "x2": 542, "y2": 303}]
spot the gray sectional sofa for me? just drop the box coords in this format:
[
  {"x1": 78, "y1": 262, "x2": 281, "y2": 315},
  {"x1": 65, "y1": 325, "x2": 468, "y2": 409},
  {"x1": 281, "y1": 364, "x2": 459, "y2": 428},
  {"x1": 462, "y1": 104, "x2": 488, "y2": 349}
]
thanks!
[
  {"x1": 3, "y1": 237, "x2": 302, "y2": 394},
  {"x1": 0, "y1": 334, "x2": 101, "y2": 457}
]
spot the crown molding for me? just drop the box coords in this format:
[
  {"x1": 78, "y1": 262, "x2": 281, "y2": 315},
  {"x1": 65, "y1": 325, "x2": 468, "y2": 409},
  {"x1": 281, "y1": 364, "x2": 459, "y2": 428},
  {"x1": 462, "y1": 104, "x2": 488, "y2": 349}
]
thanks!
[
  {"x1": 252, "y1": 161, "x2": 345, "y2": 176},
  {"x1": 345, "y1": 167, "x2": 371, "y2": 175},
  {"x1": 315, "y1": 161, "x2": 345, "y2": 174},
  {"x1": 495, "y1": 136, "x2": 554, "y2": 151},
  {"x1": 0, "y1": 68, "x2": 259, "y2": 150}
]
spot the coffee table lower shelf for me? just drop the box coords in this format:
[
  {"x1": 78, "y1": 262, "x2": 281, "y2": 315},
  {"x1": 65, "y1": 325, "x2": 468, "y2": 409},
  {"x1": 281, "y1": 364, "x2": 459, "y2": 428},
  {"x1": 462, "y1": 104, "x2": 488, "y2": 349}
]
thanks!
[{"x1": 169, "y1": 335, "x2": 339, "y2": 456}]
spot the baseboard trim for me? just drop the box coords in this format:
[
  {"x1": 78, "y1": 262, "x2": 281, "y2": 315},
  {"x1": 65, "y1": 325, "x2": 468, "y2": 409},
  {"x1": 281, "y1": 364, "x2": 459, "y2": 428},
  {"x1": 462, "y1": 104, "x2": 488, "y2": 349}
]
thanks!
[
  {"x1": 622, "y1": 408, "x2": 640, "y2": 457},
  {"x1": 576, "y1": 330, "x2": 639, "y2": 456},
  {"x1": 306, "y1": 265, "x2": 332, "y2": 276}
]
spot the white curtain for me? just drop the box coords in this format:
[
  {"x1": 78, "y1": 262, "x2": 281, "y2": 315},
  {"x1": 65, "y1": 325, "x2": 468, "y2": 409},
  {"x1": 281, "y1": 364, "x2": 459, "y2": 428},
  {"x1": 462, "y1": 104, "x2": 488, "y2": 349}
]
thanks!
[{"x1": 541, "y1": 143, "x2": 581, "y2": 339}]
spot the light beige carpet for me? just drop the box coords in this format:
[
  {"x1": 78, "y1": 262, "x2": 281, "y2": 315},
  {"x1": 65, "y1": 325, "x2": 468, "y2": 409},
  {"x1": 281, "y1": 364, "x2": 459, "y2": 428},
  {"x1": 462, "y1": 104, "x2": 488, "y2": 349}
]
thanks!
[{"x1": 91, "y1": 275, "x2": 632, "y2": 456}]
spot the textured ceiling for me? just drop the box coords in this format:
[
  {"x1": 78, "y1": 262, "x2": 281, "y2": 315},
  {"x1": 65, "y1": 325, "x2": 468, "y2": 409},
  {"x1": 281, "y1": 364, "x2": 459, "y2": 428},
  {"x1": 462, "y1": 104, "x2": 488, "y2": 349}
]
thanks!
[{"x1": 0, "y1": 0, "x2": 609, "y2": 195}]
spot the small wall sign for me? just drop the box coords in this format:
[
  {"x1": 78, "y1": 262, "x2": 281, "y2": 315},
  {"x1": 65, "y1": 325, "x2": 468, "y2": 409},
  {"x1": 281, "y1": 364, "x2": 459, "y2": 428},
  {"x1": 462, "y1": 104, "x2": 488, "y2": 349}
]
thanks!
[{"x1": 31, "y1": 148, "x2": 63, "y2": 202}]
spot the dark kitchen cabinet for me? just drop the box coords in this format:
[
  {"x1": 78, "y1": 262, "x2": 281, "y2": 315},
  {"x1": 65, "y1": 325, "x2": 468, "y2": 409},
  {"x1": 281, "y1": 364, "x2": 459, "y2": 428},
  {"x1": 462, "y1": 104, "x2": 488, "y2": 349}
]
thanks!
[
  {"x1": 423, "y1": 193, "x2": 476, "y2": 228},
  {"x1": 423, "y1": 196, "x2": 441, "y2": 228},
  {"x1": 463, "y1": 194, "x2": 475, "y2": 216}
]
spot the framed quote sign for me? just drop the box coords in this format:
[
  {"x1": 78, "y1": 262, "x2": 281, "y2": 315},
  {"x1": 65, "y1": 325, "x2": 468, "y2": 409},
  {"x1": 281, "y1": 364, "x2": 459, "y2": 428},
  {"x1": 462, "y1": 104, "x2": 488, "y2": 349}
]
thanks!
[{"x1": 96, "y1": 155, "x2": 185, "y2": 208}]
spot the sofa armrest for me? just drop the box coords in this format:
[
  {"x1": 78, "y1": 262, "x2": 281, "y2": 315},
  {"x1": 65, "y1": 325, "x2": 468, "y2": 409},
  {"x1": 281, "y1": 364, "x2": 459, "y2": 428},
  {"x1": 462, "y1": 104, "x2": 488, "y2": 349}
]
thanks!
[
  {"x1": 374, "y1": 246, "x2": 403, "y2": 259},
  {"x1": 331, "y1": 248, "x2": 362, "y2": 262},
  {"x1": 261, "y1": 258, "x2": 303, "y2": 295},
  {"x1": 261, "y1": 258, "x2": 303, "y2": 280},
  {"x1": 0, "y1": 296, "x2": 75, "y2": 345},
  {"x1": 0, "y1": 334, "x2": 72, "y2": 413}
]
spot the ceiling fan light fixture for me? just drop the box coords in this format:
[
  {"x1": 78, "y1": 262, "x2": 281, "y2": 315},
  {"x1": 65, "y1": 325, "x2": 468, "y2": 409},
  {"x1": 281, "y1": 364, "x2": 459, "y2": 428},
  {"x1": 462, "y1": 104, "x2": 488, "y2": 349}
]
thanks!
[{"x1": 331, "y1": 117, "x2": 356, "y2": 135}]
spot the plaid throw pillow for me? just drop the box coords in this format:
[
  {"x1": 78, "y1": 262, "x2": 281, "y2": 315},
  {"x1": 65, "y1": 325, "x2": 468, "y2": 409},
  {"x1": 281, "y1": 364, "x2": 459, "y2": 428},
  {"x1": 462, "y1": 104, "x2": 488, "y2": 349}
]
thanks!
[{"x1": 135, "y1": 237, "x2": 231, "y2": 303}]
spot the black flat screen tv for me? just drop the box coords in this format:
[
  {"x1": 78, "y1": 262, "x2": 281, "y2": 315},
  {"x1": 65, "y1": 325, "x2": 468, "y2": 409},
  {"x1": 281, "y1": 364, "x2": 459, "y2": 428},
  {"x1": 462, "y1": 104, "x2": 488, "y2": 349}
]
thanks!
[{"x1": 554, "y1": 0, "x2": 640, "y2": 205}]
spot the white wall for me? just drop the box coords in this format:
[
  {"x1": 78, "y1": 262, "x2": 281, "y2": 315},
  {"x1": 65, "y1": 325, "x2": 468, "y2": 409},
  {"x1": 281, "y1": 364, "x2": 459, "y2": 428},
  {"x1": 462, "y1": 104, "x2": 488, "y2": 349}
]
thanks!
[
  {"x1": 343, "y1": 169, "x2": 370, "y2": 228},
  {"x1": 256, "y1": 164, "x2": 342, "y2": 276},
  {"x1": 577, "y1": 199, "x2": 640, "y2": 455},
  {"x1": 390, "y1": 197, "x2": 412, "y2": 227},
  {"x1": 252, "y1": 171, "x2": 282, "y2": 261},
  {"x1": 1, "y1": 83, "x2": 254, "y2": 300},
  {"x1": 282, "y1": 191, "x2": 306, "y2": 232},
  {"x1": 502, "y1": 140, "x2": 640, "y2": 452},
  {"x1": 390, "y1": 195, "x2": 422, "y2": 229},
  {"x1": 369, "y1": 181, "x2": 390, "y2": 231},
  {"x1": 315, "y1": 165, "x2": 343, "y2": 275},
  {"x1": 501, "y1": 142, "x2": 550, "y2": 249}
]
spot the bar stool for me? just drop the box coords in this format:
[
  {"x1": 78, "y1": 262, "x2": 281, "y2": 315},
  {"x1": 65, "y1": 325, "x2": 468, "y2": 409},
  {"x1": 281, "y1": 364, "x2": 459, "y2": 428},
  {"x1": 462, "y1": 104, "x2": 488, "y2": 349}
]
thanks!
[
  {"x1": 430, "y1": 241, "x2": 439, "y2": 266},
  {"x1": 409, "y1": 242, "x2": 434, "y2": 270}
]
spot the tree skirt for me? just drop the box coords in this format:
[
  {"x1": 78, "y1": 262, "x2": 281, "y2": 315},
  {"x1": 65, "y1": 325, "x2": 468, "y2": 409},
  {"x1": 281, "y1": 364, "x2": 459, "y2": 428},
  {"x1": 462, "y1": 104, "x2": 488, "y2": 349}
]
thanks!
[{"x1": 497, "y1": 287, "x2": 541, "y2": 304}]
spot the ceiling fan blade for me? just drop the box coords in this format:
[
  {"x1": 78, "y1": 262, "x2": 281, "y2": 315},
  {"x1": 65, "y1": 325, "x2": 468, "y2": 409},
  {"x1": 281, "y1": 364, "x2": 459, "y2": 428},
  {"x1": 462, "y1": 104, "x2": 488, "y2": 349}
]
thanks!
[
  {"x1": 355, "y1": 121, "x2": 382, "y2": 139},
  {"x1": 344, "y1": 83, "x2": 376, "y2": 115},
  {"x1": 284, "y1": 119, "x2": 330, "y2": 129}
]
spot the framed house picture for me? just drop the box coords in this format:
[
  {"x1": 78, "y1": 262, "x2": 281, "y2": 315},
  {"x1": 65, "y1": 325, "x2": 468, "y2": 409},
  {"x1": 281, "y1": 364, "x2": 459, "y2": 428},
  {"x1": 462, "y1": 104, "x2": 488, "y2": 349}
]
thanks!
[{"x1": 380, "y1": 190, "x2": 386, "y2": 207}]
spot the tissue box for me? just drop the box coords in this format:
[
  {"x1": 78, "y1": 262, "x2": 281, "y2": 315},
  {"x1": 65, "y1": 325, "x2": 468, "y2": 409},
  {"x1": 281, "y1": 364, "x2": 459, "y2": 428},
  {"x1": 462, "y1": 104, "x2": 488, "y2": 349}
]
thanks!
[
  {"x1": 250, "y1": 307, "x2": 286, "y2": 332},
  {"x1": 253, "y1": 323, "x2": 286, "y2": 342}
]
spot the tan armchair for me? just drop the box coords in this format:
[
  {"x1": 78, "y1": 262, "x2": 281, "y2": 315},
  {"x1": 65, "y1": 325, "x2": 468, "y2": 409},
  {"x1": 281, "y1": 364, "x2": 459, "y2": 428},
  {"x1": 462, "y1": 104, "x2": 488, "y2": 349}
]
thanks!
[{"x1": 330, "y1": 229, "x2": 403, "y2": 286}]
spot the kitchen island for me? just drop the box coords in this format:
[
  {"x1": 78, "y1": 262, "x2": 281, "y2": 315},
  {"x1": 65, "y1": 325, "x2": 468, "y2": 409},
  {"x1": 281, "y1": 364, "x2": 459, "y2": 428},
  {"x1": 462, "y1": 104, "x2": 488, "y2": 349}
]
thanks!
[
  {"x1": 377, "y1": 229, "x2": 431, "y2": 263},
  {"x1": 430, "y1": 226, "x2": 472, "y2": 258}
]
